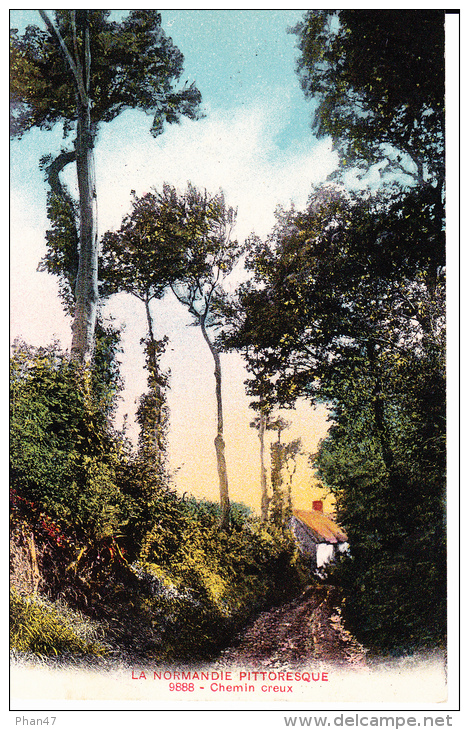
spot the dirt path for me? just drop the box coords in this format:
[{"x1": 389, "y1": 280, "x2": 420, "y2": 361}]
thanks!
[{"x1": 217, "y1": 585, "x2": 367, "y2": 669}]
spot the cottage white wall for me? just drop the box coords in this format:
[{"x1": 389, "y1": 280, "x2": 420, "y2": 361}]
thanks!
[
  {"x1": 290, "y1": 515, "x2": 349, "y2": 571},
  {"x1": 316, "y1": 543, "x2": 335, "y2": 568}
]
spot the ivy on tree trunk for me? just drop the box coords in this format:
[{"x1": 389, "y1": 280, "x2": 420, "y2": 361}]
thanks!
[{"x1": 39, "y1": 10, "x2": 98, "y2": 365}]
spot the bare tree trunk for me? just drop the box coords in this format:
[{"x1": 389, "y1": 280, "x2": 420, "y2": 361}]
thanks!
[
  {"x1": 144, "y1": 296, "x2": 158, "y2": 375},
  {"x1": 71, "y1": 96, "x2": 98, "y2": 363},
  {"x1": 200, "y1": 316, "x2": 230, "y2": 531}
]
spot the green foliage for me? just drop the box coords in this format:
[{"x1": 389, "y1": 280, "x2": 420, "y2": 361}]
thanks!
[
  {"x1": 135, "y1": 505, "x2": 302, "y2": 659},
  {"x1": 100, "y1": 186, "x2": 196, "y2": 302},
  {"x1": 10, "y1": 340, "x2": 302, "y2": 661},
  {"x1": 91, "y1": 318, "x2": 125, "y2": 422},
  {"x1": 293, "y1": 10, "x2": 445, "y2": 182},
  {"x1": 269, "y1": 441, "x2": 288, "y2": 527},
  {"x1": 223, "y1": 187, "x2": 444, "y2": 410},
  {"x1": 331, "y1": 540, "x2": 446, "y2": 654},
  {"x1": 178, "y1": 497, "x2": 253, "y2": 525},
  {"x1": 38, "y1": 188, "x2": 79, "y2": 314},
  {"x1": 269, "y1": 436, "x2": 302, "y2": 528},
  {"x1": 10, "y1": 340, "x2": 129, "y2": 541},
  {"x1": 166, "y1": 184, "x2": 241, "y2": 314},
  {"x1": 221, "y1": 185, "x2": 445, "y2": 653},
  {"x1": 134, "y1": 335, "x2": 170, "y2": 469},
  {"x1": 10, "y1": 589, "x2": 105, "y2": 657},
  {"x1": 100, "y1": 181, "x2": 240, "y2": 312},
  {"x1": 312, "y1": 336, "x2": 446, "y2": 651},
  {"x1": 10, "y1": 10, "x2": 202, "y2": 139}
]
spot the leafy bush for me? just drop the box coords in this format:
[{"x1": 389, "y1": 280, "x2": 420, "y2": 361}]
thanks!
[
  {"x1": 10, "y1": 341, "x2": 132, "y2": 541},
  {"x1": 9, "y1": 341, "x2": 304, "y2": 662},
  {"x1": 134, "y1": 505, "x2": 302, "y2": 660}
]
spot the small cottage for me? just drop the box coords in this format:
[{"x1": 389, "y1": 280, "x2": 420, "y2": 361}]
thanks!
[{"x1": 290, "y1": 500, "x2": 349, "y2": 572}]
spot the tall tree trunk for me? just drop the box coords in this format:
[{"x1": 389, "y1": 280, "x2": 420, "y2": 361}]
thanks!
[
  {"x1": 143, "y1": 296, "x2": 166, "y2": 457},
  {"x1": 71, "y1": 97, "x2": 98, "y2": 363},
  {"x1": 270, "y1": 427, "x2": 285, "y2": 527},
  {"x1": 259, "y1": 413, "x2": 270, "y2": 521},
  {"x1": 200, "y1": 316, "x2": 230, "y2": 531},
  {"x1": 39, "y1": 11, "x2": 98, "y2": 365}
]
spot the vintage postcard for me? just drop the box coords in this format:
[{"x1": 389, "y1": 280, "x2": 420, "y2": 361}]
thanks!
[{"x1": 9, "y1": 6, "x2": 461, "y2": 726}]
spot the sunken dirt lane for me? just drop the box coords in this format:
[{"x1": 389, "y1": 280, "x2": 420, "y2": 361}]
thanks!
[{"x1": 217, "y1": 585, "x2": 367, "y2": 669}]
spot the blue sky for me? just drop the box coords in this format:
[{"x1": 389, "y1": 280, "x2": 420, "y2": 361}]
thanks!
[
  {"x1": 13, "y1": 9, "x2": 460, "y2": 515},
  {"x1": 10, "y1": 8, "x2": 331, "y2": 233},
  {"x1": 10, "y1": 9, "x2": 316, "y2": 149},
  {"x1": 10, "y1": 9, "x2": 338, "y2": 512},
  {"x1": 159, "y1": 9, "x2": 315, "y2": 146}
]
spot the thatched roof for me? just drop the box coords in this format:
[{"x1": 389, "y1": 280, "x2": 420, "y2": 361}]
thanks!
[{"x1": 292, "y1": 509, "x2": 348, "y2": 544}]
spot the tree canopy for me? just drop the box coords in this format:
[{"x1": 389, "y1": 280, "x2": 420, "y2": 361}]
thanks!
[
  {"x1": 293, "y1": 10, "x2": 445, "y2": 185},
  {"x1": 222, "y1": 185, "x2": 444, "y2": 411},
  {"x1": 10, "y1": 10, "x2": 202, "y2": 363},
  {"x1": 100, "y1": 185, "x2": 197, "y2": 303},
  {"x1": 100, "y1": 182, "x2": 242, "y2": 531},
  {"x1": 220, "y1": 9, "x2": 446, "y2": 651},
  {"x1": 10, "y1": 10, "x2": 202, "y2": 139}
]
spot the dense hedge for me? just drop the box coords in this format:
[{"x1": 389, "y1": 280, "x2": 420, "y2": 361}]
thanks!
[{"x1": 315, "y1": 346, "x2": 446, "y2": 654}]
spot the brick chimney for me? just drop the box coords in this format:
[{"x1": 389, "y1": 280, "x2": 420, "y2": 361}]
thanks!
[{"x1": 313, "y1": 500, "x2": 323, "y2": 512}]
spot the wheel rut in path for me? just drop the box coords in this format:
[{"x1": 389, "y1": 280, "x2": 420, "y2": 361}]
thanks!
[{"x1": 217, "y1": 586, "x2": 367, "y2": 669}]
